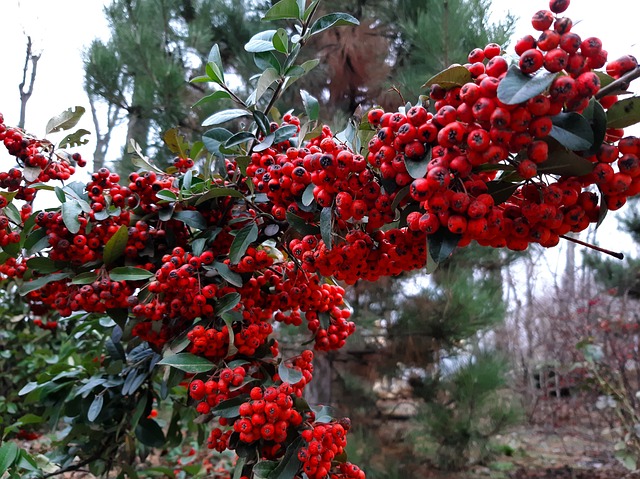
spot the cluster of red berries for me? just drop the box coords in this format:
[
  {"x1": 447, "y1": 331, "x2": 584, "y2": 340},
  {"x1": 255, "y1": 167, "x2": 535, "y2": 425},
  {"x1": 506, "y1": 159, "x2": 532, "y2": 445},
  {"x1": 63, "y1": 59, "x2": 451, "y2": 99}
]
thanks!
[
  {"x1": 298, "y1": 422, "x2": 350, "y2": 479},
  {"x1": 234, "y1": 383, "x2": 304, "y2": 446}
]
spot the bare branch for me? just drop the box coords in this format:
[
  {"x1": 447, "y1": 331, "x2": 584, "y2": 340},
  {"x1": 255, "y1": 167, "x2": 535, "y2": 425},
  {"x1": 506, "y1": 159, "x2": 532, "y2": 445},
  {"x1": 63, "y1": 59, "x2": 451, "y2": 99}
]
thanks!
[{"x1": 18, "y1": 36, "x2": 42, "y2": 128}]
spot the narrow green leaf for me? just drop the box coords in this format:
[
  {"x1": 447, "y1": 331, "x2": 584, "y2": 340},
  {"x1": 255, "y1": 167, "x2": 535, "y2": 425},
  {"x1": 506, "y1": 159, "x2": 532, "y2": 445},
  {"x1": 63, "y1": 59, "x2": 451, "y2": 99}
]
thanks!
[
  {"x1": 320, "y1": 207, "x2": 332, "y2": 250},
  {"x1": 109, "y1": 267, "x2": 154, "y2": 282},
  {"x1": 245, "y1": 30, "x2": 277, "y2": 53},
  {"x1": 606, "y1": 96, "x2": 640, "y2": 129},
  {"x1": 254, "y1": 460, "x2": 279, "y2": 479},
  {"x1": 253, "y1": 52, "x2": 283, "y2": 75},
  {"x1": 263, "y1": 0, "x2": 301, "y2": 21},
  {"x1": 497, "y1": 66, "x2": 558, "y2": 105},
  {"x1": 158, "y1": 353, "x2": 215, "y2": 374},
  {"x1": 211, "y1": 395, "x2": 249, "y2": 418},
  {"x1": 286, "y1": 211, "x2": 320, "y2": 235},
  {"x1": 253, "y1": 111, "x2": 271, "y2": 136},
  {"x1": 103, "y1": 225, "x2": 129, "y2": 266},
  {"x1": 217, "y1": 292, "x2": 241, "y2": 316},
  {"x1": 422, "y1": 65, "x2": 472, "y2": 90},
  {"x1": 26, "y1": 257, "x2": 61, "y2": 274},
  {"x1": 202, "y1": 109, "x2": 252, "y2": 127},
  {"x1": 225, "y1": 131, "x2": 256, "y2": 149},
  {"x1": 253, "y1": 133, "x2": 275, "y2": 152},
  {"x1": 550, "y1": 112, "x2": 594, "y2": 151},
  {"x1": 88, "y1": 394, "x2": 104, "y2": 422},
  {"x1": 19, "y1": 272, "x2": 72, "y2": 295},
  {"x1": 195, "y1": 187, "x2": 244, "y2": 205},
  {"x1": 214, "y1": 261, "x2": 243, "y2": 287},
  {"x1": 173, "y1": 210, "x2": 208, "y2": 230},
  {"x1": 309, "y1": 13, "x2": 359, "y2": 36},
  {"x1": 46, "y1": 106, "x2": 85, "y2": 134},
  {"x1": 486, "y1": 181, "x2": 519, "y2": 205},
  {"x1": 229, "y1": 223, "x2": 259, "y2": 264},
  {"x1": 537, "y1": 140, "x2": 594, "y2": 176},
  {"x1": 300, "y1": 90, "x2": 319, "y2": 121},
  {"x1": 193, "y1": 90, "x2": 232, "y2": 108},
  {"x1": 583, "y1": 98, "x2": 607, "y2": 154},
  {"x1": 61, "y1": 201, "x2": 83, "y2": 234}
]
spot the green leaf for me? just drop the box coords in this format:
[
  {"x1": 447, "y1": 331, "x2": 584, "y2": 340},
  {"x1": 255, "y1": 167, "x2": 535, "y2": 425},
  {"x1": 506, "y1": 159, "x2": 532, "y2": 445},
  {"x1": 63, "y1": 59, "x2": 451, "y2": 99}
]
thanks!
[
  {"x1": 320, "y1": 207, "x2": 332, "y2": 250},
  {"x1": 206, "y1": 62, "x2": 224, "y2": 84},
  {"x1": 266, "y1": 437, "x2": 303, "y2": 479},
  {"x1": 211, "y1": 395, "x2": 249, "y2": 418},
  {"x1": 427, "y1": 229, "x2": 461, "y2": 264},
  {"x1": 207, "y1": 44, "x2": 225, "y2": 79},
  {"x1": 273, "y1": 125, "x2": 298, "y2": 145},
  {"x1": 202, "y1": 109, "x2": 252, "y2": 127},
  {"x1": 309, "y1": 13, "x2": 359, "y2": 36},
  {"x1": 253, "y1": 133, "x2": 275, "y2": 152},
  {"x1": 254, "y1": 460, "x2": 279, "y2": 479},
  {"x1": 214, "y1": 261, "x2": 243, "y2": 287},
  {"x1": 173, "y1": 210, "x2": 208, "y2": 230},
  {"x1": 550, "y1": 112, "x2": 594, "y2": 151},
  {"x1": 245, "y1": 30, "x2": 277, "y2": 53},
  {"x1": 422, "y1": 65, "x2": 472, "y2": 90},
  {"x1": 61, "y1": 200, "x2": 83, "y2": 234},
  {"x1": 273, "y1": 28, "x2": 289, "y2": 53},
  {"x1": 278, "y1": 362, "x2": 303, "y2": 384},
  {"x1": 24, "y1": 228, "x2": 47, "y2": 255},
  {"x1": 595, "y1": 71, "x2": 616, "y2": 89},
  {"x1": 195, "y1": 187, "x2": 244, "y2": 205},
  {"x1": 404, "y1": 147, "x2": 432, "y2": 179},
  {"x1": 46, "y1": 106, "x2": 85, "y2": 134},
  {"x1": 253, "y1": 52, "x2": 282, "y2": 75},
  {"x1": 254, "y1": 68, "x2": 280, "y2": 105},
  {"x1": 229, "y1": 223, "x2": 259, "y2": 264},
  {"x1": 606, "y1": 96, "x2": 640, "y2": 129},
  {"x1": 103, "y1": 225, "x2": 129, "y2": 266},
  {"x1": 497, "y1": 66, "x2": 558, "y2": 105},
  {"x1": 155, "y1": 189, "x2": 177, "y2": 202},
  {"x1": 135, "y1": 418, "x2": 166, "y2": 448},
  {"x1": 217, "y1": 292, "x2": 241, "y2": 316},
  {"x1": 300, "y1": 90, "x2": 319, "y2": 121},
  {"x1": 193, "y1": 90, "x2": 233, "y2": 108},
  {"x1": 302, "y1": 183, "x2": 315, "y2": 207},
  {"x1": 263, "y1": 0, "x2": 302, "y2": 21},
  {"x1": 253, "y1": 111, "x2": 271, "y2": 136},
  {"x1": 59, "y1": 128, "x2": 90, "y2": 148},
  {"x1": 109, "y1": 267, "x2": 154, "y2": 282},
  {"x1": 19, "y1": 272, "x2": 72, "y2": 295},
  {"x1": 286, "y1": 211, "x2": 320, "y2": 236},
  {"x1": 225, "y1": 131, "x2": 256, "y2": 149},
  {"x1": 203, "y1": 128, "x2": 234, "y2": 154},
  {"x1": 583, "y1": 98, "x2": 607, "y2": 154},
  {"x1": 0, "y1": 442, "x2": 19, "y2": 476},
  {"x1": 26, "y1": 257, "x2": 61, "y2": 274},
  {"x1": 158, "y1": 353, "x2": 215, "y2": 374},
  {"x1": 88, "y1": 394, "x2": 104, "y2": 422},
  {"x1": 537, "y1": 140, "x2": 595, "y2": 176},
  {"x1": 486, "y1": 181, "x2": 519, "y2": 205}
]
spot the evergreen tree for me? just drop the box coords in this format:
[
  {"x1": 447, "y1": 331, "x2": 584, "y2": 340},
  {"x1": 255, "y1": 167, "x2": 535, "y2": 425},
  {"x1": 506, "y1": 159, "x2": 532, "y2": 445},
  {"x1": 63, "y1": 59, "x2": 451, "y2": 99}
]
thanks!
[{"x1": 84, "y1": 0, "x2": 269, "y2": 173}]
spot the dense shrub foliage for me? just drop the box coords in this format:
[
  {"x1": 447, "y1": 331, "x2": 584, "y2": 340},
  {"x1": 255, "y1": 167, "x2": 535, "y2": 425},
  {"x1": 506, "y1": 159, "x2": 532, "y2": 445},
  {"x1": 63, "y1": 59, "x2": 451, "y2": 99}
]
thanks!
[{"x1": 1, "y1": 0, "x2": 640, "y2": 477}]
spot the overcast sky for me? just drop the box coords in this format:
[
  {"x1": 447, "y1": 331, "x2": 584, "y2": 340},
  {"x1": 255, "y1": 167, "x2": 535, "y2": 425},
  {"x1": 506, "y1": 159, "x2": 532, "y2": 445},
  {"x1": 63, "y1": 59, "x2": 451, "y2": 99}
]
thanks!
[{"x1": 0, "y1": 0, "x2": 638, "y2": 255}]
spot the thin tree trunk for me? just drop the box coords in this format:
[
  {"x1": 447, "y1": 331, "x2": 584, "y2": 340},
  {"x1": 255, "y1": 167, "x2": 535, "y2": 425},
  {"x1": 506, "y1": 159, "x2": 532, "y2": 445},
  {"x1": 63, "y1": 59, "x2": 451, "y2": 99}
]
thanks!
[{"x1": 18, "y1": 36, "x2": 41, "y2": 129}]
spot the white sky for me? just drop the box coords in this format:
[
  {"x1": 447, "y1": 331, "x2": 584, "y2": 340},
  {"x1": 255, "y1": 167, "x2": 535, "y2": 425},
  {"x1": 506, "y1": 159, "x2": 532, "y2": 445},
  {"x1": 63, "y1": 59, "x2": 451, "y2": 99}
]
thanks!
[{"x1": 0, "y1": 0, "x2": 638, "y2": 256}]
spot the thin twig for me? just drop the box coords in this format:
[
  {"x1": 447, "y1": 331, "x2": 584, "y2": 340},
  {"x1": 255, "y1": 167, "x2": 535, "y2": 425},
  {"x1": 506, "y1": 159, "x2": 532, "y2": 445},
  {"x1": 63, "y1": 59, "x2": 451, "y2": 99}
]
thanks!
[
  {"x1": 560, "y1": 234, "x2": 624, "y2": 260},
  {"x1": 595, "y1": 66, "x2": 640, "y2": 99}
]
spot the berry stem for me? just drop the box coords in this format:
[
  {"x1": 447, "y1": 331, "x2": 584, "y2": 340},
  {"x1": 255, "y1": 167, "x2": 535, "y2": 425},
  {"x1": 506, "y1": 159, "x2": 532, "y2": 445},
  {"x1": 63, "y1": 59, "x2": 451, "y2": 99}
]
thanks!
[
  {"x1": 595, "y1": 66, "x2": 640, "y2": 99},
  {"x1": 560, "y1": 234, "x2": 624, "y2": 259}
]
